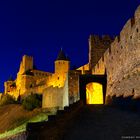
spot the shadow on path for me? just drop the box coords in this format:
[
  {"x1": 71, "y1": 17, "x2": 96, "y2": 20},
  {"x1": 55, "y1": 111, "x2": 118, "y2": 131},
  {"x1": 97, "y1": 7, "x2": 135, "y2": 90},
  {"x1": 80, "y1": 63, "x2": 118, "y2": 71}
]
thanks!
[{"x1": 63, "y1": 105, "x2": 140, "y2": 140}]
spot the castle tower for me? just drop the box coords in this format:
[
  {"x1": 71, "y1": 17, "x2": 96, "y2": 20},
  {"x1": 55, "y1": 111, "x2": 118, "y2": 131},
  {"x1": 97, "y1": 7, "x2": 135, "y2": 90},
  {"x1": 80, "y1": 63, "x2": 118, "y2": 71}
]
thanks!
[
  {"x1": 89, "y1": 35, "x2": 114, "y2": 69},
  {"x1": 18, "y1": 55, "x2": 33, "y2": 74},
  {"x1": 4, "y1": 78, "x2": 14, "y2": 94},
  {"x1": 15, "y1": 55, "x2": 34, "y2": 94},
  {"x1": 55, "y1": 48, "x2": 70, "y2": 74}
]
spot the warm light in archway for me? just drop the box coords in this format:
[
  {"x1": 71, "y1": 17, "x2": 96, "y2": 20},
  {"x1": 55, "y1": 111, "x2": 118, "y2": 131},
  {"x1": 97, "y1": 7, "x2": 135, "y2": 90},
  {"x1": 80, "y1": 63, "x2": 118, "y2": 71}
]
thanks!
[{"x1": 86, "y1": 83, "x2": 103, "y2": 104}]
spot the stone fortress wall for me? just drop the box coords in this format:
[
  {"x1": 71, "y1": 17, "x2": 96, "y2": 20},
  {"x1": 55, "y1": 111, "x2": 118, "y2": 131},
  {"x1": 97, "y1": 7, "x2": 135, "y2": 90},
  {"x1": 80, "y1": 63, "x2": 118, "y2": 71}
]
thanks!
[
  {"x1": 92, "y1": 6, "x2": 140, "y2": 99},
  {"x1": 68, "y1": 70, "x2": 80, "y2": 104},
  {"x1": 42, "y1": 70, "x2": 80, "y2": 108}
]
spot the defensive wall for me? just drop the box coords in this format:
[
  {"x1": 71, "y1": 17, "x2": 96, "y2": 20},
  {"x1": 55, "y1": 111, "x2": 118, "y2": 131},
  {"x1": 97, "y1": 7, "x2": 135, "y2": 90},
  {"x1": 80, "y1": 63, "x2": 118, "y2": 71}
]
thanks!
[
  {"x1": 42, "y1": 70, "x2": 80, "y2": 109},
  {"x1": 92, "y1": 6, "x2": 140, "y2": 99}
]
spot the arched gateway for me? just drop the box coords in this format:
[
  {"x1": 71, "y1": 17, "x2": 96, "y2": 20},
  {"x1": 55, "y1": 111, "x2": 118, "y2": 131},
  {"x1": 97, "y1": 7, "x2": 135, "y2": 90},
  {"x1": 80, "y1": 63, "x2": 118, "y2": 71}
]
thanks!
[{"x1": 79, "y1": 74, "x2": 107, "y2": 104}]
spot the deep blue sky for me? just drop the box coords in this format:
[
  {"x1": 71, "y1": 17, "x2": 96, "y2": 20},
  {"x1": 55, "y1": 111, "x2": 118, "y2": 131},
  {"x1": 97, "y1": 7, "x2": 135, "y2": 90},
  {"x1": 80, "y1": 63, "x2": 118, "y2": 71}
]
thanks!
[{"x1": 0, "y1": 0, "x2": 139, "y2": 92}]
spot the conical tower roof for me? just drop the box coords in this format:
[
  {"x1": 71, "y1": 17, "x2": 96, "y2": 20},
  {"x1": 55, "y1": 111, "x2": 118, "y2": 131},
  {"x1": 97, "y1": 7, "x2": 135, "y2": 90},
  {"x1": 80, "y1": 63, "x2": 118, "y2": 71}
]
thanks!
[{"x1": 56, "y1": 48, "x2": 70, "y2": 61}]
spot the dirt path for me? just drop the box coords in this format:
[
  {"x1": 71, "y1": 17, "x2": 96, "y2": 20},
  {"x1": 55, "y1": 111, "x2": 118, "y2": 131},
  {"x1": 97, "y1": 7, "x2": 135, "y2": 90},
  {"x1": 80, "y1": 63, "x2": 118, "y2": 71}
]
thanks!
[{"x1": 63, "y1": 105, "x2": 140, "y2": 140}]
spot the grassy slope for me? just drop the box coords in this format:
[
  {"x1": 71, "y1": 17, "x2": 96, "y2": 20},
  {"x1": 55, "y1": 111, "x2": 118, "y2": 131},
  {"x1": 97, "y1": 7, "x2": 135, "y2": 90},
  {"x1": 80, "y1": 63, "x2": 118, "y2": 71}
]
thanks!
[
  {"x1": 0, "y1": 104, "x2": 54, "y2": 139},
  {"x1": 0, "y1": 104, "x2": 42, "y2": 133}
]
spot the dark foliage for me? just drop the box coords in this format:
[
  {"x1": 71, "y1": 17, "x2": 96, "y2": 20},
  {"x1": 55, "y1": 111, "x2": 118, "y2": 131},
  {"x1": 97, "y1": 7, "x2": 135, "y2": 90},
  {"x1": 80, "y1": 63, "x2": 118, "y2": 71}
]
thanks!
[
  {"x1": 22, "y1": 94, "x2": 42, "y2": 111},
  {"x1": 0, "y1": 94, "x2": 16, "y2": 106}
]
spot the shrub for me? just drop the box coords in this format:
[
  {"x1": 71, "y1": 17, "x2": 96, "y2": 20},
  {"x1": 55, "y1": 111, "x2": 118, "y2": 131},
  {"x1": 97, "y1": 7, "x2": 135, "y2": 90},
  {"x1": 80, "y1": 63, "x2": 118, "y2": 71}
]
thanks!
[
  {"x1": 22, "y1": 94, "x2": 42, "y2": 111},
  {"x1": 0, "y1": 94, "x2": 16, "y2": 106}
]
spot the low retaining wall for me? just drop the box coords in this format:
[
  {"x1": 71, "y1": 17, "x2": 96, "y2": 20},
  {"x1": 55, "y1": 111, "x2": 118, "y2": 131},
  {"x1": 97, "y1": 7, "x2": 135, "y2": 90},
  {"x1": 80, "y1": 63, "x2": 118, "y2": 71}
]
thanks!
[
  {"x1": 2, "y1": 131, "x2": 27, "y2": 140},
  {"x1": 26, "y1": 101, "x2": 83, "y2": 140}
]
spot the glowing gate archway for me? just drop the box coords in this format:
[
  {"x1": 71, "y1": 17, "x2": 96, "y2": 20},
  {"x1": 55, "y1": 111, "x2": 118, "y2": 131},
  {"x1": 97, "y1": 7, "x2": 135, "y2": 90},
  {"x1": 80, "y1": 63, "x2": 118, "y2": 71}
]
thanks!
[
  {"x1": 86, "y1": 82, "x2": 103, "y2": 104},
  {"x1": 79, "y1": 74, "x2": 107, "y2": 104}
]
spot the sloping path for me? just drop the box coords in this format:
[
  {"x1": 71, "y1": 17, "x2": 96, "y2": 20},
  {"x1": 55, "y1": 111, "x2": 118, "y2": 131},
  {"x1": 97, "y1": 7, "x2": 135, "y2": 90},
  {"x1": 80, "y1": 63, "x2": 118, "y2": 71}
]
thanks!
[{"x1": 63, "y1": 105, "x2": 140, "y2": 140}]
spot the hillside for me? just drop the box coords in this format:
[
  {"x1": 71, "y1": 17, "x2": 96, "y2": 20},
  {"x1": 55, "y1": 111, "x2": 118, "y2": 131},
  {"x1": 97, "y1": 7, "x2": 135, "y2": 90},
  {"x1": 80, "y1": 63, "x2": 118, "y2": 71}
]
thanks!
[{"x1": 0, "y1": 104, "x2": 42, "y2": 133}]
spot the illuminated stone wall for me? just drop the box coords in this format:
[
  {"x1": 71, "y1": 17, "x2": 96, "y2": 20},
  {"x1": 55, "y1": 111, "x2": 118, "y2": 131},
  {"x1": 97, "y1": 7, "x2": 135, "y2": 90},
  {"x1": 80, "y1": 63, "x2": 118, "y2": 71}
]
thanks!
[
  {"x1": 18, "y1": 55, "x2": 33, "y2": 75},
  {"x1": 4, "y1": 81, "x2": 14, "y2": 94},
  {"x1": 42, "y1": 86, "x2": 65, "y2": 108},
  {"x1": 68, "y1": 71, "x2": 80, "y2": 104},
  {"x1": 42, "y1": 75, "x2": 69, "y2": 108},
  {"x1": 42, "y1": 71, "x2": 80, "y2": 108},
  {"x1": 0, "y1": 94, "x2": 2, "y2": 100},
  {"x1": 77, "y1": 63, "x2": 90, "y2": 74},
  {"x1": 55, "y1": 60, "x2": 70, "y2": 74},
  {"x1": 92, "y1": 5, "x2": 140, "y2": 99}
]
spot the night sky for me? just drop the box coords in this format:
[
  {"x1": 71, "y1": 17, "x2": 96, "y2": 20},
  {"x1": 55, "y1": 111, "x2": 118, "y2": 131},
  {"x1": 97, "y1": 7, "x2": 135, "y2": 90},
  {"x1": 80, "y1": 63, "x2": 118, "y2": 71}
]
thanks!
[{"x1": 0, "y1": 0, "x2": 139, "y2": 92}]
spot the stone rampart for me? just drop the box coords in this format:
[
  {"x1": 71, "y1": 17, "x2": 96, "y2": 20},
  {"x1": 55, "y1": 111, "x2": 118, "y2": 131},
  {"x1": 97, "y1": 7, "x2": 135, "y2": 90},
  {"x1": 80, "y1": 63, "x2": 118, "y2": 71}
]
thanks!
[{"x1": 93, "y1": 5, "x2": 140, "y2": 98}]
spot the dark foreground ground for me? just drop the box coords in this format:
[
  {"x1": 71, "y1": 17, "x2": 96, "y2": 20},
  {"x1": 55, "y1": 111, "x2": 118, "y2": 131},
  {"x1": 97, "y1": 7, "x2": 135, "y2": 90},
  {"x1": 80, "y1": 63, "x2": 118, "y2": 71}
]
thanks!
[
  {"x1": 63, "y1": 105, "x2": 140, "y2": 140},
  {"x1": 27, "y1": 104, "x2": 140, "y2": 140}
]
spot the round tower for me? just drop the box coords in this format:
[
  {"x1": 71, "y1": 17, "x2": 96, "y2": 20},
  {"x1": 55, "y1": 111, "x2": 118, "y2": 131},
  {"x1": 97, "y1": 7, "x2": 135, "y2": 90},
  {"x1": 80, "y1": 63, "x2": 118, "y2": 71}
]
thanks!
[{"x1": 55, "y1": 48, "x2": 70, "y2": 74}]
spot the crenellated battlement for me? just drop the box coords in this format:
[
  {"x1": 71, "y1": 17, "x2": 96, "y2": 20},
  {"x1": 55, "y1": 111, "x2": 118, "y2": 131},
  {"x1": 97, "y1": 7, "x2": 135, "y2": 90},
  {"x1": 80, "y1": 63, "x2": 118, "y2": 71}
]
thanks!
[
  {"x1": 134, "y1": 5, "x2": 140, "y2": 22},
  {"x1": 92, "y1": 5, "x2": 140, "y2": 98},
  {"x1": 89, "y1": 35, "x2": 114, "y2": 47}
]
